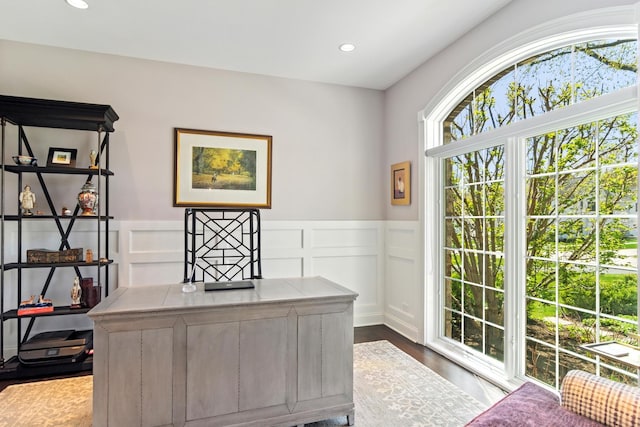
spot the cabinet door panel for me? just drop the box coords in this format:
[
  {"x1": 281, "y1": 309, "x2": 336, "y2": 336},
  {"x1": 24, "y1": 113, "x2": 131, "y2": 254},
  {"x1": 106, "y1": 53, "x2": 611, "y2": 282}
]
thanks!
[
  {"x1": 108, "y1": 331, "x2": 142, "y2": 426},
  {"x1": 239, "y1": 317, "x2": 288, "y2": 411},
  {"x1": 298, "y1": 314, "x2": 322, "y2": 401},
  {"x1": 322, "y1": 311, "x2": 349, "y2": 397},
  {"x1": 186, "y1": 322, "x2": 240, "y2": 420},
  {"x1": 141, "y1": 328, "x2": 173, "y2": 426}
]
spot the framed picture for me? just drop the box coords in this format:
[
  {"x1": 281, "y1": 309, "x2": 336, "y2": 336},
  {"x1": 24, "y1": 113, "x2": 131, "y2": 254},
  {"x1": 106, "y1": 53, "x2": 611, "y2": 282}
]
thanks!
[
  {"x1": 174, "y1": 128, "x2": 272, "y2": 208},
  {"x1": 46, "y1": 147, "x2": 77, "y2": 168},
  {"x1": 391, "y1": 161, "x2": 410, "y2": 205}
]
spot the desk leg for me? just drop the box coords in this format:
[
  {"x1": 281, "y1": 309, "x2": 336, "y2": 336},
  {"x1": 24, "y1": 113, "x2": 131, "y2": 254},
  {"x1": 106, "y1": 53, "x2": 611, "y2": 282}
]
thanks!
[{"x1": 347, "y1": 410, "x2": 355, "y2": 426}]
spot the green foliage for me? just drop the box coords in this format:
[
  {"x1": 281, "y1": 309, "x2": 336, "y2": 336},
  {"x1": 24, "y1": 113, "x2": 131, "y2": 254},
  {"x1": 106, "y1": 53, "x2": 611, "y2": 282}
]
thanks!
[
  {"x1": 444, "y1": 39, "x2": 639, "y2": 373},
  {"x1": 192, "y1": 147, "x2": 256, "y2": 178}
]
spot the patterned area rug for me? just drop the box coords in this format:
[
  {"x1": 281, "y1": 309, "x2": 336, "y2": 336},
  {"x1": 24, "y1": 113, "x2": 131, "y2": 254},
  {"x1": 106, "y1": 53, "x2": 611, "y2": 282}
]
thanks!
[
  {"x1": 0, "y1": 375, "x2": 92, "y2": 427},
  {"x1": 311, "y1": 340, "x2": 488, "y2": 426},
  {"x1": 0, "y1": 340, "x2": 487, "y2": 427}
]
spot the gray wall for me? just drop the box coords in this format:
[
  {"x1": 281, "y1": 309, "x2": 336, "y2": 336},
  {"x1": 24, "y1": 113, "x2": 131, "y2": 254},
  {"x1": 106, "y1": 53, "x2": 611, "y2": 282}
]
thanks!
[
  {"x1": 1, "y1": 0, "x2": 636, "y2": 223},
  {"x1": 383, "y1": 0, "x2": 639, "y2": 221},
  {"x1": 0, "y1": 40, "x2": 385, "y2": 221}
]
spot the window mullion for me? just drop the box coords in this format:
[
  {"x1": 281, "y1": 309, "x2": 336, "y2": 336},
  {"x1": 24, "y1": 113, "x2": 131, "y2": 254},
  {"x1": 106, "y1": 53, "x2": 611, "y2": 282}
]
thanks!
[{"x1": 504, "y1": 135, "x2": 523, "y2": 380}]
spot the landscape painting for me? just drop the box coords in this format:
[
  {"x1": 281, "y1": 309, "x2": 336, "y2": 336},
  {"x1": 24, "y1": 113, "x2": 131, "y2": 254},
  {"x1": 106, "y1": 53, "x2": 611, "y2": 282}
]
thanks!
[
  {"x1": 174, "y1": 128, "x2": 272, "y2": 208},
  {"x1": 191, "y1": 147, "x2": 257, "y2": 191}
]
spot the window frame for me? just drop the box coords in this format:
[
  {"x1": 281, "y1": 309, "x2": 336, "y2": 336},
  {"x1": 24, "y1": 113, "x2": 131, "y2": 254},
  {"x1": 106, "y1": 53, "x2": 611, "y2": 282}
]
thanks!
[{"x1": 420, "y1": 21, "x2": 639, "y2": 389}]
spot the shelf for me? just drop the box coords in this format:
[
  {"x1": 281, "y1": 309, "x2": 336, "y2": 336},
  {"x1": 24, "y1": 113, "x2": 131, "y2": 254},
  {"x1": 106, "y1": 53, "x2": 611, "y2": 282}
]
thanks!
[
  {"x1": 1, "y1": 94, "x2": 116, "y2": 379},
  {"x1": 3, "y1": 165, "x2": 113, "y2": 175},
  {"x1": 2, "y1": 215, "x2": 114, "y2": 221},
  {"x1": 3, "y1": 305, "x2": 91, "y2": 319},
  {"x1": 2, "y1": 260, "x2": 113, "y2": 270},
  {"x1": 0, "y1": 354, "x2": 93, "y2": 380},
  {"x1": 0, "y1": 94, "x2": 118, "y2": 132}
]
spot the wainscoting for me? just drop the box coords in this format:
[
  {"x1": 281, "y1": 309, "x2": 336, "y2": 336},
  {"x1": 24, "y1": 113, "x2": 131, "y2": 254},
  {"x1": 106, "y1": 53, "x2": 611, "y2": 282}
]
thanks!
[
  {"x1": 1, "y1": 219, "x2": 422, "y2": 355},
  {"x1": 119, "y1": 219, "x2": 422, "y2": 334}
]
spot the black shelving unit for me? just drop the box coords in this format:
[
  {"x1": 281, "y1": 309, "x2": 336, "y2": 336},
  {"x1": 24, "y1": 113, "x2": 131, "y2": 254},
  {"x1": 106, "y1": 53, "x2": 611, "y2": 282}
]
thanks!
[{"x1": 0, "y1": 95, "x2": 118, "y2": 378}]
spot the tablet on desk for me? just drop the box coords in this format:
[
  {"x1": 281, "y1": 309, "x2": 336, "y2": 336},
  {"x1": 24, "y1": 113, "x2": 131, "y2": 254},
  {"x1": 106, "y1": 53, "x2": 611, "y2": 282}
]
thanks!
[{"x1": 204, "y1": 280, "x2": 255, "y2": 291}]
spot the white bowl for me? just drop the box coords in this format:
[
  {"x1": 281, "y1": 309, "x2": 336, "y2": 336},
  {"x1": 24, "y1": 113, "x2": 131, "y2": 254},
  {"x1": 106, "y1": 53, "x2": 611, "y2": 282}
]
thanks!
[{"x1": 12, "y1": 155, "x2": 37, "y2": 166}]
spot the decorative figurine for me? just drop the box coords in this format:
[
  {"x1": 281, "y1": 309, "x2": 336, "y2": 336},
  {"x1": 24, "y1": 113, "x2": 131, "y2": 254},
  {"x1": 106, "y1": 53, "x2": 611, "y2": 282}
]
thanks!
[
  {"x1": 86, "y1": 249, "x2": 93, "y2": 263},
  {"x1": 19, "y1": 295, "x2": 36, "y2": 307},
  {"x1": 71, "y1": 276, "x2": 82, "y2": 307},
  {"x1": 61, "y1": 206, "x2": 72, "y2": 216},
  {"x1": 38, "y1": 295, "x2": 53, "y2": 305},
  {"x1": 89, "y1": 150, "x2": 98, "y2": 169},
  {"x1": 19, "y1": 185, "x2": 36, "y2": 215}
]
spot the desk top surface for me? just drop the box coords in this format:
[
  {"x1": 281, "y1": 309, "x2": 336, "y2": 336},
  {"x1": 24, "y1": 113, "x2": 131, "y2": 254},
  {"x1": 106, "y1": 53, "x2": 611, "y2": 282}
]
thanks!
[{"x1": 88, "y1": 276, "x2": 358, "y2": 319}]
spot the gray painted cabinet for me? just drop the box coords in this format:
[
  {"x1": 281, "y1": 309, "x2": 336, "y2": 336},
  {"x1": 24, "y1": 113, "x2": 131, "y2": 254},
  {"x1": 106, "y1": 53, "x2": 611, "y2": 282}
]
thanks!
[{"x1": 89, "y1": 277, "x2": 357, "y2": 427}]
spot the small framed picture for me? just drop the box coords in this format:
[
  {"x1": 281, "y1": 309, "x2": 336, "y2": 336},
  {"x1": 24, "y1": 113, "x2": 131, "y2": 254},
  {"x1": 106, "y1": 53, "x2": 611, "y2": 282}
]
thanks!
[
  {"x1": 391, "y1": 161, "x2": 410, "y2": 205},
  {"x1": 47, "y1": 147, "x2": 77, "y2": 168}
]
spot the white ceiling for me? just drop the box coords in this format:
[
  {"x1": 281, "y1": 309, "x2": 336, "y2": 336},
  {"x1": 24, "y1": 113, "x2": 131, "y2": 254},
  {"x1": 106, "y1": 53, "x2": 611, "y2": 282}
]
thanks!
[{"x1": 0, "y1": 0, "x2": 512, "y2": 90}]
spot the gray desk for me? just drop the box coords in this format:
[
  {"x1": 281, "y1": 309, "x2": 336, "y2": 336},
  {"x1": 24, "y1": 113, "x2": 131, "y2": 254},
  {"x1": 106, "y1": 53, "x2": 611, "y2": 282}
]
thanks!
[{"x1": 89, "y1": 277, "x2": 357, "y2": 427}]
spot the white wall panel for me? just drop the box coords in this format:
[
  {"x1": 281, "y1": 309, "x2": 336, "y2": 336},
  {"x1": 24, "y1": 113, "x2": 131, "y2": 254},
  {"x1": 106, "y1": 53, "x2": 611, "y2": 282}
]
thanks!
[
  {"x1": 261, "y1": 258, "x2": 304, "y2": 278},
  {"x1": 312, "y1": 227, "x2": 378, "y2": 249},
  {"x1": 129, "y1": 229, "x2": 183, "y2": 253},
  {"x1": 313, "y1": 256, "x2": 378, "y2": 306},
  {"x1": 384, "y1": 221, "x2": 421, "y2": 342},
  {"x1": 262, "y1": 228, "x2": 303, "y2": 249},
  {"x1": 130, "y1": 262, "x2": 183, "y2": 287},
  {"x1": 118, "y1": 220, "x2": 387, "y2": 327}
]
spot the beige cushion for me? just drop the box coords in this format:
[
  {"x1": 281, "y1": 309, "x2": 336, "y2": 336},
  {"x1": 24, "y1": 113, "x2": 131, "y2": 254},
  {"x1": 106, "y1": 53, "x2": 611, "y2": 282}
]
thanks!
[{"x1": 561, "y1": 370, "x2": 640, "y2": 427}]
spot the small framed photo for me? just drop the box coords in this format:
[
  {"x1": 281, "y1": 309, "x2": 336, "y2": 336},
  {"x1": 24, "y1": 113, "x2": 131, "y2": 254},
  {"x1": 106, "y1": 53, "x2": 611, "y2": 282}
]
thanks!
[
  {"x1": 391, "y1": 161, "x2": 410, "y2": 205},
  {"x1": 47, "y1": 147, "x2": 77, "y2": 168}
]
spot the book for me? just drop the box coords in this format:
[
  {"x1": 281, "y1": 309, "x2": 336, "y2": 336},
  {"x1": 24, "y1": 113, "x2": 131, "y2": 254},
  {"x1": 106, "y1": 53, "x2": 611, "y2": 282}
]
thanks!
[{"x1": 17, "y1": 305, "x2": 54, "y2": 316}]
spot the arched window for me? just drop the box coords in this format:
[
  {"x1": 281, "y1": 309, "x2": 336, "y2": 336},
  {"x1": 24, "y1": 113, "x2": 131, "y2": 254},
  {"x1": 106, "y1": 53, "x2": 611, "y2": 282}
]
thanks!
[
  {"x1": 444, "y1": 39, "x2": 636, "y2": 144},
  {"x1": 423, "y1": 23, "x2": 638, "y2": 390}
]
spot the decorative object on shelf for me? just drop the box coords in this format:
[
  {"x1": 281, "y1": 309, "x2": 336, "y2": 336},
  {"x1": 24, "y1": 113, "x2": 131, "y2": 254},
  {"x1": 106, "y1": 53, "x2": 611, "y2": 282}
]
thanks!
[
  {"x1": 27, "y1": 248, "x2": 83, "y2": 263},
  {"x1": 86, "y1": 287, "x2": 101, "y2": 308},
  {"x1": 70, "y1": 277, "x2": 82, "y2": 308},
  {"x1": 18, "y1": 185, "x2": 36, "y2": 215},
  {"x1": 85, "y1": 249, "x2": 93, "y2": 263},
  {"x1": 80, "y1": 277, "x2": 101, "y2": 308},
  {"x1": 77, "y1": 179, "x2": 98, "y2": 215},
  {"x1": 17, "y1": 295, "x2": 54, "y2": 316},
  {"x1": 19, "y1": 295, "x2": 35, "y2": 307},
  {"x1": 46, "y1": 147, "x2": 77, "y2": 168},
  {"x1": 174, "y1": 128, "x2": 273, "y2": 208},
  {"x1": 12, "y1": 155, "x2": 37, "y2": 166},
  {"x1": 61, "y1": 206, "x2": 72, "y2": 216},
  {"x1": 89, "y1": 149, "x2": 98, "y2": 169},
  {"x1": 390, "y1": 161, "x2": 411, "y2": 206}
]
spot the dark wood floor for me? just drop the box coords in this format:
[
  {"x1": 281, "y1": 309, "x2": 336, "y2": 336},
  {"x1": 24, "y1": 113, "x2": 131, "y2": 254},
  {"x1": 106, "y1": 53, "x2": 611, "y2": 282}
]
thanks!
[{"x1": 1, "y1": 325, "x2": 500, "y2": 405}]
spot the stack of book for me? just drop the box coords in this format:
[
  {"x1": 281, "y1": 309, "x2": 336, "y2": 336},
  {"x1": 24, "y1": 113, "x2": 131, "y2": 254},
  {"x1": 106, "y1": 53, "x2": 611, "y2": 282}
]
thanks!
[{"x1": 17, "y1": 295, "x2": 54, "y2": 316}]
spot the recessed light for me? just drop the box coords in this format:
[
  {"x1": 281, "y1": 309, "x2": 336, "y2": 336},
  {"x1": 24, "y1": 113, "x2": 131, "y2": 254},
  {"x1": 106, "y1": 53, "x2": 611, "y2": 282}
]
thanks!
[
  {"x1": 66, "y1": 0, "x2": 89, "y2": 9},
  {"x1": 339, "y1": 43, "x2": 356, "y2": 53}
]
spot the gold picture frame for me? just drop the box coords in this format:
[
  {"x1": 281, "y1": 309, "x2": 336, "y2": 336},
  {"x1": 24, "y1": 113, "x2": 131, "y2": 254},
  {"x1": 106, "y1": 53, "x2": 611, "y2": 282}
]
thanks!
[
  {"x1": 174, "y1": 128, "x2": 272, "y2": 208},
  {"x1": 391, "y1": 161, "x2": 410, "y2": 205}
]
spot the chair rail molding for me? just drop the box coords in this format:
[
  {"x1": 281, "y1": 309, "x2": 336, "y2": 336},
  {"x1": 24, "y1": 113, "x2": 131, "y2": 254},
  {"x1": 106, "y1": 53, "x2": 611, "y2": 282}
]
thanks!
[{"x1": 117, "y1": 219, "x2": 397, "y2": 328}]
